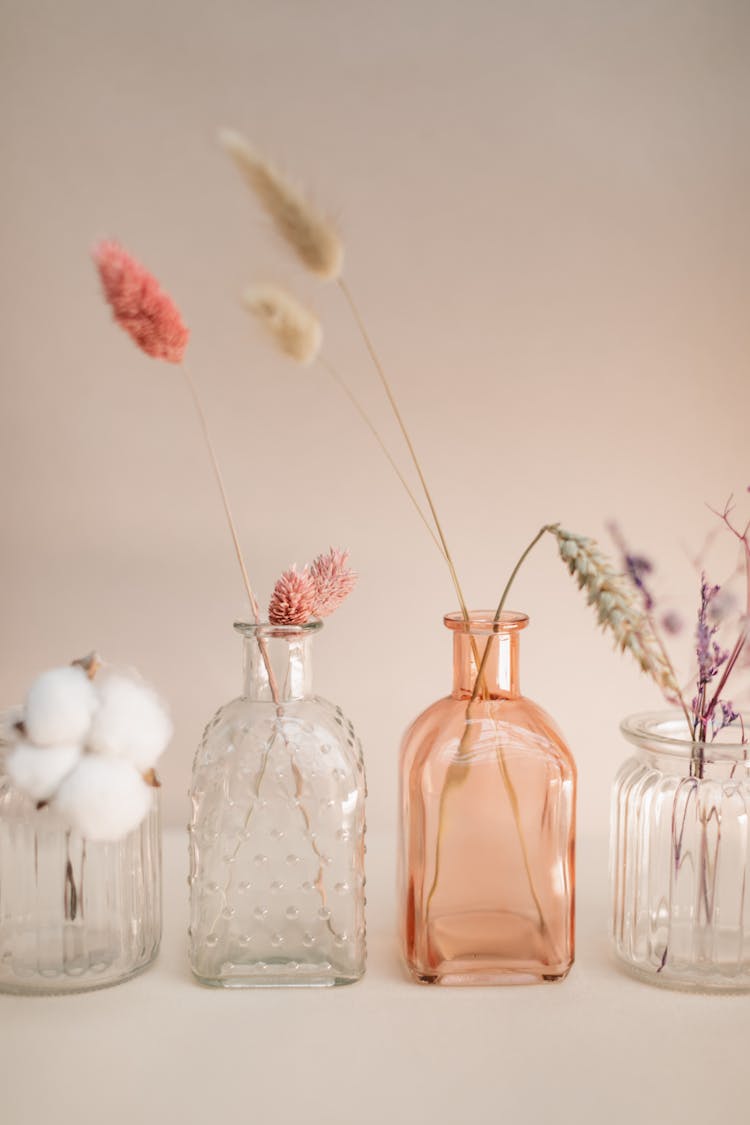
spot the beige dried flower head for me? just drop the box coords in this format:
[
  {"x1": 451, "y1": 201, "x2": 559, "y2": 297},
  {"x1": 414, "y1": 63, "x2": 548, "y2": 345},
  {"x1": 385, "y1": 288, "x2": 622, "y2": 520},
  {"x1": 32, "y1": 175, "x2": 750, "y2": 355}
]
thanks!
[
  {"x1": 549, "y1": 526, "x2": 681, "y2": 700},
  {"x1": 243, "y1": 282, "x2": 323, "y2": 366},
  {"x1": 219, "y1": 128, "x2": 343, "y2": 280}
]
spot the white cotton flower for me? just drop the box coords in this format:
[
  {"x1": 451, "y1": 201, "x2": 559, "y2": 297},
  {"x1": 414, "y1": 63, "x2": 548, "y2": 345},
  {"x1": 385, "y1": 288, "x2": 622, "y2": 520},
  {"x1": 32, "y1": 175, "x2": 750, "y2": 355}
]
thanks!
[
  {"x1": 52, "y1": 756, "x2": 152, "y2": 842},
  {"x1": 6, "y1": 741, "x2": 81, "y2": 802},
  {"x1": 24, "y1": 666, "x2": 98, "y2": 746},
  {"x1": 88, "y1": 674, "x2": 172, "y2": 771}
]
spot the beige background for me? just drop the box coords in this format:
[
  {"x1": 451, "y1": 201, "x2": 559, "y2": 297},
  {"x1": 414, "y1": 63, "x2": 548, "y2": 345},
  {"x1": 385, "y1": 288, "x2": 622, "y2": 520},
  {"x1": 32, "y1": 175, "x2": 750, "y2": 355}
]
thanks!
[{"x1": 2, "y1": 0, "x2": 749, "y2": 844}]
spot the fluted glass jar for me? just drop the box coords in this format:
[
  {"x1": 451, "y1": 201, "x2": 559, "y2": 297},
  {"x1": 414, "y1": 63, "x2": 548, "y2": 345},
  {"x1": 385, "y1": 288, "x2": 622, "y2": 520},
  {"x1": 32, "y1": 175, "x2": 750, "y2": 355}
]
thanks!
[
  {"x1": 399, "y1": 611, "x2": 576, "y2": 985},
  {"x1": 189, "y1": 621, "x2": 366, "y2": 987},
  {"x1": 0, "y1": 771, "x2": 161, "y2": 994},
  {"x1": 611, "y1": 712, "x2": 750, "y2": 990}
]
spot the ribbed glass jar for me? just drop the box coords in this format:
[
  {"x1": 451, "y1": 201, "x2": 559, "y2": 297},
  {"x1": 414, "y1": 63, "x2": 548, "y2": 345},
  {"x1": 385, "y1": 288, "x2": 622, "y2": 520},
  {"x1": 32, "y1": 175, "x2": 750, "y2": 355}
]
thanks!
[
  {"x1": 399, "y1": 612, "x2": 576, "y2": 985},
  {"x1": 611, "y1": 712, "x2": 750, "y2": 990},
  {"x1": 0, "y1": 770, "x2": 161, "y2": 994},
  {"x1": 188, "y1": 621, "x2": 366, "y2": 987}
]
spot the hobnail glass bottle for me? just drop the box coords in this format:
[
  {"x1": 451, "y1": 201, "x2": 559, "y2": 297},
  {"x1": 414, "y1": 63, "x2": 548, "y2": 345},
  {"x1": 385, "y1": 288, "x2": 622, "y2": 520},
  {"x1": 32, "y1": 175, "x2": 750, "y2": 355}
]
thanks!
[
  {"x1": 399, "y1": 611, "x2": 576, "y2": 985},
  {"x1": 188, "y1": 621, "x2": 366, "y2": 987},
  {"x1": 611, "y1": 711, "x2": 750, "y2": 991},
  {"x1": 0, "y1": 769, "x2": 161, "y2": 994}
]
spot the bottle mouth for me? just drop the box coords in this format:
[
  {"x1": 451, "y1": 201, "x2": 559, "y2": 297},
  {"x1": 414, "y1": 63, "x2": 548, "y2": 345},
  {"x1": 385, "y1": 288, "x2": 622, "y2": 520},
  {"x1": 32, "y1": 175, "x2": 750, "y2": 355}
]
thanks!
[
  {"x1": 444, "y1": 610, "x2": 529, "y2": 635},
  {"x1": 234, "y1": 620, "x2": 323, "y2": 639},
  {"x1": 621, "y1": 710, "x2": 750, "y2": 759}
]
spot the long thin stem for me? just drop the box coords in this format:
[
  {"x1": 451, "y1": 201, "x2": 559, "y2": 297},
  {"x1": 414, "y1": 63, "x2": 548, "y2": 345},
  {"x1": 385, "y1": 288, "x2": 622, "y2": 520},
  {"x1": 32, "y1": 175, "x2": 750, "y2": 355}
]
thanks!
[
  {"x1": 337, "y1": 279, "x2": 471, "y2": 627},
  {"x1": 180, "y1": 364, "x2": 284, "y2": 706},
  {"x1": 319, "y1": 358, "x2": 446, "y2": 560},
  {"x1": 425, "y1": 525, "x2": 553, "y2": 932},
  {"x1": 181, "y1": 363, "x2": 261, "y2": 622},
  {"x1": 469, "y1": 525, "x2": 552, "y2": 705}
]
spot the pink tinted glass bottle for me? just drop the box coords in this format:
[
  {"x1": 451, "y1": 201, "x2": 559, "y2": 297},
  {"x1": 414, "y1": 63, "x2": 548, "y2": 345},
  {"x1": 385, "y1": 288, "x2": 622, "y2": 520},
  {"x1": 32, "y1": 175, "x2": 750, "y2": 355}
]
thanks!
[{"x1": 399, "y1": 611, "x2": 576, "y2": 985}]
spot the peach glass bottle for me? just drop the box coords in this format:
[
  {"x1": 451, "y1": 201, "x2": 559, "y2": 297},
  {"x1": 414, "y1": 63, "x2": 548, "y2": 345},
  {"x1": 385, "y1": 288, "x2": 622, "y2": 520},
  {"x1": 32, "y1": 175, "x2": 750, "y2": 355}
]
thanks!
[{"x1": 399, "y1": 611, "x2": 576, "y2": 985}]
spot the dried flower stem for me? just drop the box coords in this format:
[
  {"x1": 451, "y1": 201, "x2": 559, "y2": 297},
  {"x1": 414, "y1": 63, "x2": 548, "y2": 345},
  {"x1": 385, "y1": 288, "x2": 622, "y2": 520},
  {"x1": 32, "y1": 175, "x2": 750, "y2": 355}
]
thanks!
[
  {"x1": 427, "y1": 525, "x2": 557, "y2": 936},
  {"x1": 181, "y1": 365, "x2": 261, "y2": 622},
  {"x1": 337, "y1": 277, "x2": 483, "y2": 680},
  {"x1": 319, "y1": 358, "x2": 446, "y2": 561},
  {"x1": 701, "y1": 500, "x2": 750, "y2": 736},
  {"x1": 180, "y1": 363, "x2": 283, "y2": 711}
]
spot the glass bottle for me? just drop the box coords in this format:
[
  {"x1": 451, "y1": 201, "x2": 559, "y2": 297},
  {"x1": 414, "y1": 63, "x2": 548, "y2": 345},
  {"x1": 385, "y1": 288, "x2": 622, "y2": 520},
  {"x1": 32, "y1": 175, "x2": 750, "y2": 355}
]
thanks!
[
  {"x1": 0, "y1": 770, "x2": 161, "y2": 994},
  {"x1": 399, "y1": 611, "x2": 576, "y2": 985},
  {"x1": 611, "y1": 711, "x2": 750, "y2": 991},
  {"x1": 188, "y1": 621, "x2": 366, "y2": 987}
]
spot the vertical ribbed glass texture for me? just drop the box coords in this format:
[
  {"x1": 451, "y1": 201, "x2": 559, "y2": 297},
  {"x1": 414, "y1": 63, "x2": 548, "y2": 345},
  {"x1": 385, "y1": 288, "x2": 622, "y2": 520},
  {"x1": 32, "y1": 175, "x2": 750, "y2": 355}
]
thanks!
[
  {"x1": 188, "y1": 621, "x2": 366, "y2": 987},
  {"x1": 611, "y1": 712, "x2": 750, "y2": 990},
  {"x1": 399, "y1": 612, "x2": 576, "y2": 985},
  {"x1": 0, "y1": 774, "x2": 161, "y2": 994}
]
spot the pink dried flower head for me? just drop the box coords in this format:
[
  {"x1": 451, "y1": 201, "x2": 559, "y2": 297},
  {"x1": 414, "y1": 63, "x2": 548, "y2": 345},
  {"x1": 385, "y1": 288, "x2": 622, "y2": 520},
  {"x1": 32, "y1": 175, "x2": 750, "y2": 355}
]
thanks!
[
  {"x1": 93, "y1": 240, "x2": 189, "y2": 364},
  {"x1": 268, "y1": 566, "x2": 317, "y2": 625},
  {"x1": 309, "y1": 548, "x2": 357, "y2": 618}
]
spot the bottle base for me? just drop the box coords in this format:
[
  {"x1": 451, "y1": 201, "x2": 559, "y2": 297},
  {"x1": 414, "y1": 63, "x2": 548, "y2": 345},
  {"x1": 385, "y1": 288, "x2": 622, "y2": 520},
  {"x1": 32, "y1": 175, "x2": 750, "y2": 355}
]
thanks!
[
  {"x1": 0, "y1": 948, "x2": 159, "y2": 995},
  {"x1": 407, "y1": 962, "x2": 572, "y2": 986},
  {"x1": 190, "y1": 956, "x2": 365, "y2": 989},
  {"x1": 613, "y1": 949, "x2": 750, "y2": 993}
]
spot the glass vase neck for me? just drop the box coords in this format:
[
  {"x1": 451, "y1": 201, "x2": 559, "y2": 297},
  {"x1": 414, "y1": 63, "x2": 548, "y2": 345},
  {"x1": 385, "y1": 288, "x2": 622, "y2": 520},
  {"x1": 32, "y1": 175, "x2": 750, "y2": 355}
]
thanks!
[
  {"x1": 234, "y1": 621, "x2": 322, "y2": 702},
  {"x1": 444, "y1": 611, "x2": 528, "y2": 700}
]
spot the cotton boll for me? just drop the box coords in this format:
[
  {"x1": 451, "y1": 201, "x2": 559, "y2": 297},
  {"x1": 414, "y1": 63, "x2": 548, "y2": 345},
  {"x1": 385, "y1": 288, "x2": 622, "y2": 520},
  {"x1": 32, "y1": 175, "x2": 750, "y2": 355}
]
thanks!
[
  {"x1": 88, "y1": 674, "x2": 172, "y2": 771},
  {"x1": 52, "y1": 756, "x2": 152, "y2": 842},
  {"x1": 25, "y1": 667, "x2": 98, "y2": 746},
  {"x1": 6, "y1": 742, "x2": 81, "y2": 802}
]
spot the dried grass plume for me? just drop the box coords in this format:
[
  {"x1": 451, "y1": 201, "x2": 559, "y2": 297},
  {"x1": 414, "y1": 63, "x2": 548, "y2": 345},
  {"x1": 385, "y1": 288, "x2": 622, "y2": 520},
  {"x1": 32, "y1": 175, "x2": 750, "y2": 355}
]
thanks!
[
  {"x1": 219, "y1": 128, "x2": 343, "y2": 280},
  {"x1": 549, "y1": 526, "x2": 681, "y2": 699},
  {"x1": 93, "y1": 240, "x2": 189, "y2": 364},
  {"x1": 243, "y1": 282, "x2": 322, "y2": 365}
]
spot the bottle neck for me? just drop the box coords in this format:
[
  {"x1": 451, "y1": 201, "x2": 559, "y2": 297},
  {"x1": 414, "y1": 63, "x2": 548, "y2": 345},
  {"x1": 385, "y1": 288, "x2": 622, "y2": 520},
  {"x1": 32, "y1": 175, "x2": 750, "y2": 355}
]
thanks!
[
  {"x1": 239, "y1": 625, "x2": 318, "y2": 702},
  {"x1": 451, "y1": 629, "x2": 522, "y2": 700}
]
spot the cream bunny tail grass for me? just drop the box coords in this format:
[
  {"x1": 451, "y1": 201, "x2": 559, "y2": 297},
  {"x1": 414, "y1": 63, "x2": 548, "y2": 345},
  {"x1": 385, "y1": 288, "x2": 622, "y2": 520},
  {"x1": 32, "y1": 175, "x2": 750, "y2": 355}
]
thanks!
[
  {"x1": 243, "y1": 282, "x2": 323, "y2": 365},
  {"x1": 220, "y1": 129, "x2": 343, "y2": 280}
]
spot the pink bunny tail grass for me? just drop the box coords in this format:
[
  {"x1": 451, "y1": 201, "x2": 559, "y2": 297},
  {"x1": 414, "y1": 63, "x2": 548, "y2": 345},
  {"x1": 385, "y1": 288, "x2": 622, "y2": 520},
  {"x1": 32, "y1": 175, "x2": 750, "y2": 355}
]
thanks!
[
  {"x1": 268, "y1": 566, "x2": 317, "y2": 625},
  {"x1": 93, "y1": 240, "x2": 189, "y2": 364},
  {"x1": 309, "y1": 548, "x2": 357, "y2": 617}
]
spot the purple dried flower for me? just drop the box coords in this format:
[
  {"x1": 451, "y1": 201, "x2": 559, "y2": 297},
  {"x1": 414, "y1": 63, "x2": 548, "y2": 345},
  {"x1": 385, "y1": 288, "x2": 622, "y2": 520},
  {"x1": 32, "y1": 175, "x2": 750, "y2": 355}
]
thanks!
[
  {"x1": 711, "y1": 700, "x2": 740, "y2": 738},
  {"x1": 660, "y1": 611, "x2": 683, "y2": 636},
  {"x1": 696, "y1": 576, "x2": 726, "y2": 683},
  {"x1": 607, "y1": 522, "x2": 656, "y2": 611}
]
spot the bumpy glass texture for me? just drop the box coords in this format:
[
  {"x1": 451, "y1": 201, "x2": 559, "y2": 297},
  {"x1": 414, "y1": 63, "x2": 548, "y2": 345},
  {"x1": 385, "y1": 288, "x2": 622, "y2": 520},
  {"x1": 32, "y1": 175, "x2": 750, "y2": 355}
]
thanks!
[
  {"x1": 400, "y1": 612, "x2": 576, "y2": 985},
  {"x1": 611, "y1": 712, "x2": 750, "y2": 990},
  {"x1": 0, "y1": 772, "x2": 161, "y2": 994},
  {"x1": 189, "y1": 622, "x2": 366, "y2": 987}
]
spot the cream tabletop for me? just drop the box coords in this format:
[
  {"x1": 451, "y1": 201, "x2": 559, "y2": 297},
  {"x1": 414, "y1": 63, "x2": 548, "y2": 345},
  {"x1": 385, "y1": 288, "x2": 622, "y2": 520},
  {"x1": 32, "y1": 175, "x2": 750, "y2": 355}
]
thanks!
[{"x1": 1, "y1": 830, "x2": 746, "y2": 1125}]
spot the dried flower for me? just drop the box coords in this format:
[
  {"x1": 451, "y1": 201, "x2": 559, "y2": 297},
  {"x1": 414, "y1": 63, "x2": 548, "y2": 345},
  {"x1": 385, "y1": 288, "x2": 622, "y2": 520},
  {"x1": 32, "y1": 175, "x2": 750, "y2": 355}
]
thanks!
[
  {"x1": 268, "y1": 566, "x2": 317, "y2": 625},
  {"x1": 93, "y1": 240, "x2": 189, "y2": 363},
  {"x1": 52, "y1": 756, "x2": 152, "y2": 843},
  {"x1": 549, "y1": 527, "x2": 681, "y2": 699},
  {"x1": 695, "y1": 576, "x2": 728, "y2": 684},
  {"x1": 24, "y1": 666, "x2": 98, "y2": 746},
  {"x1": 219, "y1": 129, "x2": 343, "y2": 280},
  {"x1": 243, "y1": 283, "x2": 322, "y2": 365},
  {"x1": 608, "y1": 521, "x2": 656, "y2": 611},
  {"x1": 309, "y1": 548, "x2": 357, "y2": 617},
  {"x1": 660, "y1": 611, "x2": 683, "y2": 636}
]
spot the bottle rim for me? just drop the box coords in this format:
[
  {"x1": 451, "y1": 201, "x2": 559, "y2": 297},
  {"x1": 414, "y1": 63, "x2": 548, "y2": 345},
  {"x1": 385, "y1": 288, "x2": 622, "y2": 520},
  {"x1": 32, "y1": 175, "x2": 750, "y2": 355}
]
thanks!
[
  {"x1": 621, "y1": 710, "x2": 750, "y2": 762},
  {"x1": 234, "y1": 620, "x2": 323, "y2": 639},
  {"x1": 443, "y1": 610, "x2": 529, "y2": 635}
]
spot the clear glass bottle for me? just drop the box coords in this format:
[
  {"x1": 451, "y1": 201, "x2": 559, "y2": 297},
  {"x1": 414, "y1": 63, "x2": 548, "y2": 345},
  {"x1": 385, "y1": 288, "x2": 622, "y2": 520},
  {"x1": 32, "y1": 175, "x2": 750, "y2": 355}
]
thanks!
[
  {"x1": 188, "y1": 621, "x2": 366, "y2": 987},
  {"x1": 611, "y1": 711, "x2": 750, "y2": 991},
  {"x1": 0, "y1": 771, "x2": 161, "y2": 994},
  {"x1": 399, "y1": 611, "x2": 576, "y2": 985}
]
